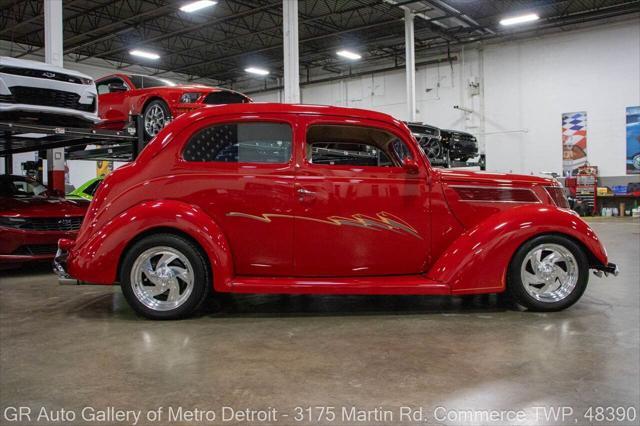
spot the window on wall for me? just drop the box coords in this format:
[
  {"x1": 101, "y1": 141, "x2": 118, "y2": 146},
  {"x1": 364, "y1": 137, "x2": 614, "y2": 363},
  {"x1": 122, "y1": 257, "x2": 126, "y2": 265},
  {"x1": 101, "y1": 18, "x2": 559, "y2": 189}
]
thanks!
[
  {"x1": 306, "y1": 125, "x2": 412, "y2": 167},
  {"x1": 183, "y1": 122, "x2": 292, "y2": 164}
]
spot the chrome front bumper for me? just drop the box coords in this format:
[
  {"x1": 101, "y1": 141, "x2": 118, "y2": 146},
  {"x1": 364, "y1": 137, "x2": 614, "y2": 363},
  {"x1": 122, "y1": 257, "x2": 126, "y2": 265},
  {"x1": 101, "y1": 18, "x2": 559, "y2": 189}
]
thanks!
[{"x1": 593, "y1": 262, "x2": 619, "y2": 278}]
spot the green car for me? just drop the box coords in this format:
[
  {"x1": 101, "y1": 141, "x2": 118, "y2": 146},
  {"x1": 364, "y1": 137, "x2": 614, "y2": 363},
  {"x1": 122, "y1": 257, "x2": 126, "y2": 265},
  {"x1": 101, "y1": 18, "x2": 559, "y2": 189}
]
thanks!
[{"x1": 66, "y1": 177, "x2": 104, "y2": 201}]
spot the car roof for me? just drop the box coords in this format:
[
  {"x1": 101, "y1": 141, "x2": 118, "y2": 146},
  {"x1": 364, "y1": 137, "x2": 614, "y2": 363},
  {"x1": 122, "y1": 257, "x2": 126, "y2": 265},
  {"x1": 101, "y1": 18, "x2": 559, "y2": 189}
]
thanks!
[{"x1": 188, "y1": 102, "x2": 402, "y2": 124}]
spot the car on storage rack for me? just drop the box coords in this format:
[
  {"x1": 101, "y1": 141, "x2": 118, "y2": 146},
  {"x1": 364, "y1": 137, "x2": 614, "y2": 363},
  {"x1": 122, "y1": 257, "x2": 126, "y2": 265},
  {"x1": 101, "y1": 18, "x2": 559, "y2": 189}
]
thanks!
[
  {"x1": 0, "y1": 57, "x2": 100, "y2": 127},
  {"x1": 66, "y1": 177, "x2": 104, "y2": 201},
  {"x1": 0, "y1": 175, "x2": 87, "y2": 268},
  {"x1": 55, "y1": 103, "x2": 618, "y2": 319},
  {"x1": 440, "y1": 128, "x2": 479, "y2": 163},
  {"x1": 406, "y1": 122, "x2": 446, "y2": 165},
  {"x1": 95, "y1": 73, "x2": 252, "y2": 140}
]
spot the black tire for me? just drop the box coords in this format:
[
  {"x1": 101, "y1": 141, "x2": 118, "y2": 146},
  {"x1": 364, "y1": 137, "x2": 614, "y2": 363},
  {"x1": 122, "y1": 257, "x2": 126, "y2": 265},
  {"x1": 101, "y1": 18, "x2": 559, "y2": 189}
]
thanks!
[
  {"x1": 507, "y1": 234, "x2": 589, "y2": 312},
  {"x1": 120, "y1": 234, "x2": 210, "y2": 320},
  {"x1": 142, "y1": 99, "x2": 170, "y2": 141}
]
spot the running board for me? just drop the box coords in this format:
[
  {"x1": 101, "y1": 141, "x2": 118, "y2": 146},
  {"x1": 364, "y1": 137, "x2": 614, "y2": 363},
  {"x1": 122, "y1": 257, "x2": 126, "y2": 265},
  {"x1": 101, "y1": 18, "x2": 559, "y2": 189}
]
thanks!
[{"x1": 226, "y1": 275, "x2": 449, "y2": 295}]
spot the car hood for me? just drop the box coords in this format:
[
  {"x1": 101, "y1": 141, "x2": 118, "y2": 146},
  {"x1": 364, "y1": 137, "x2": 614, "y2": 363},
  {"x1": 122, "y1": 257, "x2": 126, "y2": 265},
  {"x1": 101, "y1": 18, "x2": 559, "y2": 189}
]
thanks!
[
  {"x1": 0, "y1": 196, "x2": 88, "y2": 217},
  {"x1": 0, "y1": 56, "x2": 94, "y2": 81},
  {"x1": 436, "y1": 168, "x2": 555, "y2": 187},
  {"x1": 143, "y1": 85, "x2": 243, "y2": 95}
]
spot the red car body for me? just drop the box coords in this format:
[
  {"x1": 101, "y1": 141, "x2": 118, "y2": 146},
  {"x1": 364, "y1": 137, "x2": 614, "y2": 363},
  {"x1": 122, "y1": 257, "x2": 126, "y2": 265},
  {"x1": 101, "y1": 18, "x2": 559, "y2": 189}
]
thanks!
[
  {"x1": 57, "y1": 103, "x2": 614, "y2": 308},
  {"x1": 0, "y1": 175, "x2": 87, "y2": 266},
  {"x1": 95, "y1": 73, "x2": 251, "y2": 131}
]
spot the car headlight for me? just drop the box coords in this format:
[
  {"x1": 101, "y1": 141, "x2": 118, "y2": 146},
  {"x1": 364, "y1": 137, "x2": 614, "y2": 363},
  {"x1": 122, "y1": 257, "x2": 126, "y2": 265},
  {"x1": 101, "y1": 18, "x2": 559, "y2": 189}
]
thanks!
[
  {"x1": 79, "y1": 77, "x2": 93, "y2": 85},
  {"x1": 180, "y1": 92, "x2": 201, "y2": 103},
  {"x1": 0, "y1": 217, "x2": 27, "y2": 228}
]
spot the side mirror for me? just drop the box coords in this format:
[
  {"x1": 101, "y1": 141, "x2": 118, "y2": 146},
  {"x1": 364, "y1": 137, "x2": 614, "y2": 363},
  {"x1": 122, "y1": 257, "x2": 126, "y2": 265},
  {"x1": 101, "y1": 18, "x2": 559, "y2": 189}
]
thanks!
[
  {"x1": 108, "y1": 83, "x2": 127, "y2": 92},
  {"x1": 402, "y1": 157, "x2": 420, "y2": 175}
]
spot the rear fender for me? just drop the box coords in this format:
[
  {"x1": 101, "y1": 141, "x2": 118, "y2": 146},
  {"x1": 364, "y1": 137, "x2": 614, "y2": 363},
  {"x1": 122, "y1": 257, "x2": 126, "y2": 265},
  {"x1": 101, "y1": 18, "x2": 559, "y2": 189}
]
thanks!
[
  {"x1": 427, "y1": 205, "x2": 608, "y2": 294},
  {"x1": 67, "y1": 200, "x2": 233, "y2": 290}
]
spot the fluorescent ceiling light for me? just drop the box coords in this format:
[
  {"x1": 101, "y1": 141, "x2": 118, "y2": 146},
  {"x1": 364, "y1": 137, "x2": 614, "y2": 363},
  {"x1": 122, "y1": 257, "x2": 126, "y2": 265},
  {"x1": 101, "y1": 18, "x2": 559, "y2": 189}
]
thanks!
[
  {"x1": 336, "y1": 50, "x2": 362, "y2": 60},
  {"x1": 180, "y1": 0, "x2": 217, "y2": 13},
  {"x1": 129, "y1": 49, "x2": 160, "y2": 60},
  {"x1": 499, "y1": 13, "x2": 539, "y2": 26},
  {"x1": 245, "y1": 67, "x2": 269, "y2": 76}
]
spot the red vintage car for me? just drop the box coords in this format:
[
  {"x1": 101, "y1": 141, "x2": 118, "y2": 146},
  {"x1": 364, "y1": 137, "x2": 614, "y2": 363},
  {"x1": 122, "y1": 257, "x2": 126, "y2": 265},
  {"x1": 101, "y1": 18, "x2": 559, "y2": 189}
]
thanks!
[
  {"x1": 0, "y1": 175, "x2": 87, "y2": 268},
  {"x1": 55, "y1": 103, "x2": 618, "y2": 319},
  {"x1": 95, "y1": 73, "x2": 251, "y2": 140}
]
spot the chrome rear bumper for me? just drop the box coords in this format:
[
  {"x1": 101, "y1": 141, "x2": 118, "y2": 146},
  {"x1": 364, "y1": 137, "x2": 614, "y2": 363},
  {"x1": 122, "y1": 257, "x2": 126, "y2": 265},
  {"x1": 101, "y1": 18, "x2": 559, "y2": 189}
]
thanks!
[{"x1": 53, "y1": 247, "x2": 79, "y2": 285}]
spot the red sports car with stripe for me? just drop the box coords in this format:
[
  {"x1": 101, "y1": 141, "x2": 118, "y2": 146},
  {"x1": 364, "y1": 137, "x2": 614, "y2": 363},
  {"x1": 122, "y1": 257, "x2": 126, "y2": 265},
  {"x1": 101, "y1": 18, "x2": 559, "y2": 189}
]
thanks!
[{"x1": 95, "y1": 73, "x2": 251, "y2": 140}]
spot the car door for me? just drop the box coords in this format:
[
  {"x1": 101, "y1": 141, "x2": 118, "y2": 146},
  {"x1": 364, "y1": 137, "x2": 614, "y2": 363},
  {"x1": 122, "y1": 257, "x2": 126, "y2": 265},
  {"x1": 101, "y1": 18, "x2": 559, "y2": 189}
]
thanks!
[
  {"x1": 293, "y1": 116, "x2": 430, "y2": 277},
  {"x1": 96, "y1": 77, "x2": 130, "y2": 127},
  {"x1": 175, "y1": 114, "x2": 297, "y2": 276}
]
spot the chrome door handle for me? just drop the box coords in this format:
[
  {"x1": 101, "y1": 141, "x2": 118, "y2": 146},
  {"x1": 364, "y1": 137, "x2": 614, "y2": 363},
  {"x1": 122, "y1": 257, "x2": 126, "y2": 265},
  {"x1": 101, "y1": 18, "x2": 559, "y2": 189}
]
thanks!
[{"x1": 297, "y1": 188, "x2": 315, "y2": 196}]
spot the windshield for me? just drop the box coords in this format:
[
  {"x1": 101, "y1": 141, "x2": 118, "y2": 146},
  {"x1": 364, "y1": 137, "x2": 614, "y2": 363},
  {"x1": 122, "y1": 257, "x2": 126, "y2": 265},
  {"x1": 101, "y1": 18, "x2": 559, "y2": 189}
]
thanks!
[
  {"x1": 128, "y1": 75, "x2": 176, "y2": 89},
  {"x1": 0, "y1": 176, "x2": 49, "y2": 197}
]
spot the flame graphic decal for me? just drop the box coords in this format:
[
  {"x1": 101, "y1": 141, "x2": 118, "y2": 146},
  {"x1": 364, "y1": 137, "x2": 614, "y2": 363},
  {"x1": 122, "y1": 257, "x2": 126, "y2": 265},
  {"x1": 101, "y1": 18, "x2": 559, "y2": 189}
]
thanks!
[{"x1": 226, "y1": 211, "x2": 422, "y2": 239}]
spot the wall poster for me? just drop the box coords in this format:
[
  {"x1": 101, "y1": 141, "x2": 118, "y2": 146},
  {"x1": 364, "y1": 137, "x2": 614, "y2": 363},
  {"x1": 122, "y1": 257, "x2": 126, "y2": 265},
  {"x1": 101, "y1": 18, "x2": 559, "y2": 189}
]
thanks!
[
  {"x1": 562, "y1": 111, "x2": 588, "y2": 176},
  {"x1": 96, "y1": 160, "x2": 113, "y2": 177},
  {"x1": 626, "y1": 106, "x2": 640, "y2": 174}
]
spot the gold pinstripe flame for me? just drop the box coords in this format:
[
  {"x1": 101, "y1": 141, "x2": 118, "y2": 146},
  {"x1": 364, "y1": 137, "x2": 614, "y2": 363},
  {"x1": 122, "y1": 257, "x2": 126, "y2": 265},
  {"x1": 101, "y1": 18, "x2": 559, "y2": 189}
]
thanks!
[{"x1": 226, "y1": 211, "x2": 423, "y2": 239}]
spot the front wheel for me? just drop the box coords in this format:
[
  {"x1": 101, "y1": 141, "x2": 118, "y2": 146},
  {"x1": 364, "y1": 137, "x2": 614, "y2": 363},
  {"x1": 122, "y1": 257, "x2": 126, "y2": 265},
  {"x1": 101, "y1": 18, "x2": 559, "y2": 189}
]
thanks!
[
  {"x1": 142, "y1": 100, "x2": 170, "y2": 141},
  {"x1": 507, "y1": 235, "x2": 589, "y2": 311},
  {"x1": 120, "y1": 234, "x2": 210, "y2": 319}
]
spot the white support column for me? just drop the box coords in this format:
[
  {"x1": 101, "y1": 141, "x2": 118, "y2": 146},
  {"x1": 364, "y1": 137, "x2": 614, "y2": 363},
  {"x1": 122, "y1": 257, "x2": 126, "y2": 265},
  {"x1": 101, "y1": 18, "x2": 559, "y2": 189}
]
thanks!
[
  {"x1": 282, "y1": 0, "x2": 300, "y2": 104},
  {"x1": 45, "y1": 0, "x2": 65, "y2": 194},
  {"x1": 404, "y1": 7, "x2": 416, "y2": 122}
]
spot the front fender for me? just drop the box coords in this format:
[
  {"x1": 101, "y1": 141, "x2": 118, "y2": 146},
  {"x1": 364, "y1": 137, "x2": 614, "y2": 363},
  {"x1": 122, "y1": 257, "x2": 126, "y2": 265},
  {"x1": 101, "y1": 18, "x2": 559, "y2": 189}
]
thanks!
[
  {"x1": 133, "y1": 93, "x2": 172, "y2": 116},
  {"x1": 67, "y1": 200, "x2": 233, "y2": 290},
  {"x1": 427, "y1": 205, "x2": 608, "y2": 294}
]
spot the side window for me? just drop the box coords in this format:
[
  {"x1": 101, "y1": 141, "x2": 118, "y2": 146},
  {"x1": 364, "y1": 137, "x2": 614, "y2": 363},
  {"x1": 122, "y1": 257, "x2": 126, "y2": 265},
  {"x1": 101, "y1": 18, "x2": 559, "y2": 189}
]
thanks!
[
  {"x1": 183, "y1": 122, "x2": 292, "y2": 164},
  {"x1": 306, "y1": 124, "x2": 410, "y2": 167}
]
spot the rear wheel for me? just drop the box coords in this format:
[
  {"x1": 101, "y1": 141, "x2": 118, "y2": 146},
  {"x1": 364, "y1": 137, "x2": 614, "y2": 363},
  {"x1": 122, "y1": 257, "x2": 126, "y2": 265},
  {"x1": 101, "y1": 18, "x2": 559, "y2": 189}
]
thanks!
[
  {"x1": 507, "y1": 235, "x2": 589, "y2": 311},
  {"x1": 120, "y1": 234, "x2": 209, "y2": 319}
]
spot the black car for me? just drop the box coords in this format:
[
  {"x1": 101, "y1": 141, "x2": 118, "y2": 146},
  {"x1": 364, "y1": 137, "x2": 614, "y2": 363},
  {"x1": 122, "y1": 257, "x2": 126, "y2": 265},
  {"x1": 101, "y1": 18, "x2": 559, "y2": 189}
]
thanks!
[
  {"x1": 406, "y1": 122, "x2": 446, "y2": 165},
  {"x1": 440, "y1": 129, "x2": 478, "y2": 162}
]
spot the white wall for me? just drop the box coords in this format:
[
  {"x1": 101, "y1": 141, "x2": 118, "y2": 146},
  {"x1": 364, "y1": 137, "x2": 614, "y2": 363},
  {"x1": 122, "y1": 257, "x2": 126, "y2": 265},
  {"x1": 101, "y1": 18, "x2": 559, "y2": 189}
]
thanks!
[
  {"x1": 3, "y1": 20, "x2": 639, "y2": 179},
  {"x1": 483, "y1": 20, "x2": 640, "y2": 177},
  {"x1": 251, "y1": 20, "x2": 640, "y2": 177}
]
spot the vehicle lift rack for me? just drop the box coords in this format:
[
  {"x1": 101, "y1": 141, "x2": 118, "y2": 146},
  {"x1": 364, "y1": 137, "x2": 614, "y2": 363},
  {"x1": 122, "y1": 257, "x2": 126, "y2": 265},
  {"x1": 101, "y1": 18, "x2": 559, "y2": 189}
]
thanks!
[{"x1": 1, "y1": 116, "x2": 144, "y2": 174}]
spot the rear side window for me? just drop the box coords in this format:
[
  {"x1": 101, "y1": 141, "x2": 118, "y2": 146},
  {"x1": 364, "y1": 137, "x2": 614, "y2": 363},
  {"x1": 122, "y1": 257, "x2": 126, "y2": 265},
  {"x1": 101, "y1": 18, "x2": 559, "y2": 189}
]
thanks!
[
  {"x1": 183, "y1": 122, "x2": 292, "y2": 164},
  {"x1": 306, "y1": 124, "x2": 411, "y2": 167}
]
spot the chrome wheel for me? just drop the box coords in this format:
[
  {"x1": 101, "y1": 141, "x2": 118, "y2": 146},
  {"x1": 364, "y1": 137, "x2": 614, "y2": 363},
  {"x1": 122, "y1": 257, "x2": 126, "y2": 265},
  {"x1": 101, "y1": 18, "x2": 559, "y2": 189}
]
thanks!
[
  {"x1": 130, "y1": 246, "x2": 194, "y2": 311},
  {"x1": 144, "y1": 104, "x2": 167, "y2": 137},
  {"x1": 520, "y1": 243, "x2": 578, "y2": 303}
]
